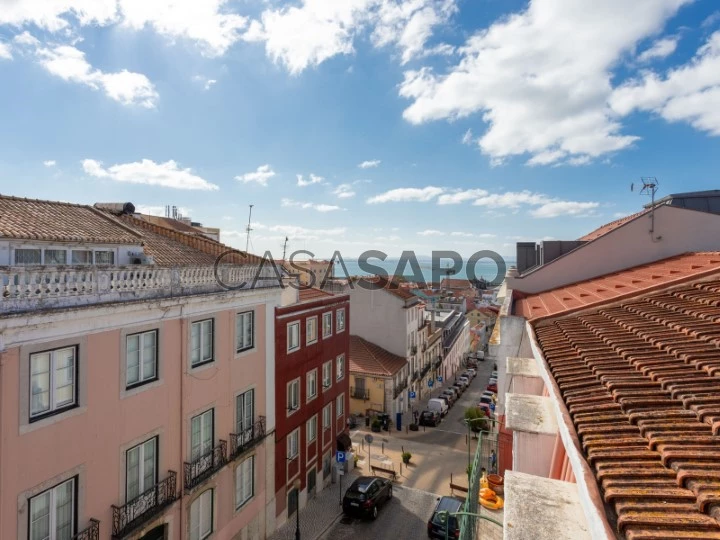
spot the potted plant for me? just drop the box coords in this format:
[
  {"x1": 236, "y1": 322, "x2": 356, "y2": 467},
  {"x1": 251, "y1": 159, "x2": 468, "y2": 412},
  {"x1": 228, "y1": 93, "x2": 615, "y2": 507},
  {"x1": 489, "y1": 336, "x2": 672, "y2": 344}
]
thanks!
[
  {"x1": 402, "y1": 451, "x2": 412, "y2": 465},
  {"x1": 353, "y1": 454, "x2": 359, "y2": 468},
  {"x1": 409, "y1": 422, "x2": 419, "y2": 431},
  {"x1": 371, "y1": 417, "x2": 382, "y2": 432}
]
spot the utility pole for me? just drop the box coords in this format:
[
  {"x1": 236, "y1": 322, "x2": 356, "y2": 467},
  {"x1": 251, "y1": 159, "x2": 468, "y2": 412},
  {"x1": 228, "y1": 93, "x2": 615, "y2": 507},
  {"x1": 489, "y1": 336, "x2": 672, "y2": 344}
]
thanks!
[{"x1": 245, "y1": 205, "x2": 254, "y2": 253}]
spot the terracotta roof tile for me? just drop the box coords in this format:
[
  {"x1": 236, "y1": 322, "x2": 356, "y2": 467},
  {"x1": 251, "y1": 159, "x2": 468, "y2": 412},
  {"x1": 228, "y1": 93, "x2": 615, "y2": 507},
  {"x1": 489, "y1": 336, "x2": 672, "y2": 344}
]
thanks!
[
  {"x1": 579, "y1": 209, "x2": 651, "y2": 241},
  {"x1": 298, "y1": 287, "x2": 335, "y2": 302},
  {"x1": 349, "y1": 335, "x2": 406, "y2": 377},
  {"x1": 359, "y1": 277, "x2": 416, "y2": 300},
  {"x1": 0, "y1": 195, "x2": 142, "y2": 244},
  {"x1": 533, "y1": 276, "x2": 720, "y2": 539},
  {"x1": 442, "y1": 277, "x2": 473, "y2": 289},
  {"x1": 515, "y1": 253, "x2": 720, "y2": 321}
]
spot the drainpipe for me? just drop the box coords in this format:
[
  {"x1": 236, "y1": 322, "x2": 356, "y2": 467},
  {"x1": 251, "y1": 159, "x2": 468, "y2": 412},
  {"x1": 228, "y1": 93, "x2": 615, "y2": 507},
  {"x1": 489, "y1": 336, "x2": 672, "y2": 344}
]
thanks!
[
  {"x1": 0, "y1": 348, "x2": 5, "y2": 537},
  {"x1": 179, "y1": 312, "x2": 185, "y2": 539}
]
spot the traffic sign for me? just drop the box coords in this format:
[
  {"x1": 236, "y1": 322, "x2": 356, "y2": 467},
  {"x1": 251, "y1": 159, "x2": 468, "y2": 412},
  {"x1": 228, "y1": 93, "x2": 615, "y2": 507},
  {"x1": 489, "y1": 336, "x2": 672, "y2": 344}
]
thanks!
[
  {"x1": 438, "y1": 376, "x2": 443, "y2": 382},
  {"x1": 428, "y1": 379, "x2": 434, "y2": 388},
  {"x1": 364, "y1": 434, "x2": 374, "y2": 444},
  {"x1": 336, "y1": 451, "x2": 346, "y2": 463},
  {"x1": 409, "y1": 391, "x2": 417, "y2": 399}
]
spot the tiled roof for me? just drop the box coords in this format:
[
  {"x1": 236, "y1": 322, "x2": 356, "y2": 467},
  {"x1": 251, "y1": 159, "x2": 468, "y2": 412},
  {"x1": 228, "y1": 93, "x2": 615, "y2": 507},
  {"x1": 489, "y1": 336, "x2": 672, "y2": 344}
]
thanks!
[
  {"x1": 298, "y1": 287, "x2": 335, "y2": 302},
  {"x1": 579, "y1": 209, "x2": 650, "y2": 241},
  {"x1": 533, "y1": 276, "x2": 720, "y2": 540},
  {"x1": 442, "y1": 277, "x2": 473, "y2": 289},
  {"x1": 515, "y1": 253, "x2": 720, "y2": 321},
  {"x1": 132, "y1": 214, "x2": 209, "y2": 237},
  {"x1": 359, "y1": 276, "x2": 416, "y2": 300},
  {"x1": 0, "y1": 195, "x2": 142, "y2": 244},
  {"x1": 349, "y1": 335, "x2": 406, "y2": 377}
]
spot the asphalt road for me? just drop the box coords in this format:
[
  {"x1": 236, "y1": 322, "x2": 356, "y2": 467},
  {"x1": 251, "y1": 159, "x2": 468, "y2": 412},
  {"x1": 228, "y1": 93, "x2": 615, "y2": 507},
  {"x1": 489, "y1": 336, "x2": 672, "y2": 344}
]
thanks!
[{"x1": 317, "y1": 484, "x2": 439, "y2": 540}]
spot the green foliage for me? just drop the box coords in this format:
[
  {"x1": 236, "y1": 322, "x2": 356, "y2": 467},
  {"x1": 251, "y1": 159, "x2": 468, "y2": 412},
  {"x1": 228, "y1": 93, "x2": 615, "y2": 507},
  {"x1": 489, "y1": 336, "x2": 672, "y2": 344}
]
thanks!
[
  {"x1": 371, "y1": 417, "x2": 381, "y2": 428},
  {"x1": 402, "y1": 451, "x2": 412, "y2": 464},
  {"x1": 464, "y1": 407, "x2": 489, "y2": 433}
]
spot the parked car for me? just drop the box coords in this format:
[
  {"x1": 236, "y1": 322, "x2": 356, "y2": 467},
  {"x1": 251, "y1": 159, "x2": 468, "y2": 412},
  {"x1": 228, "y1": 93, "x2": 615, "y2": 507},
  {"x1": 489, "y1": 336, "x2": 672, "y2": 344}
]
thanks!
[
  {"x1": 479, "y1": 396, "x2": 493, "y2": 406},
  {"x1": 436, "y1": 395, "x2": 451, "y2": 408},
  {"x1": 487, "y1": 383, "x2": 497, "y2": 393},
  {"x1": 440, "y1": 389, "x2": 457, "y2": 405},
  {"x1": 454, "y1": 378, "x2": 468, "y2": 390},
  {"x1": 343, "y1": 476, "x2": 393, "y2": 520},
  {"x1": 428, "y1": 398, "x2": 449, "y2": 417},
  {"x1": 419, "y1": 410, "x2": 441, "y2": 427},
  {"x1": 482, "y1": 391, "x2": 497, "y2": 402},
  {"x1": 488, "y1": 377, "x2": 498, "y2": 385},
  {"x1": 445, "y1": 387, "x2": 461, "y2": 400},
  {"x1": 458, "y1": 376, "x2": 471, "y2": 387},
  {"x1": 451, "y1": 383, "x2": 465, "y2": 395},
  {"x1": 464, "y1": 369, "x2": 476, "y2": 378},
  {"x1": 427, "y1": 496, "x2": 463, "y2": 539},
  {"x1": 491, "y1": 371, "x2": 498, "y2": 378},
  {"x1": 478, "y1": 403, "x2": 492, "y2": 416}
]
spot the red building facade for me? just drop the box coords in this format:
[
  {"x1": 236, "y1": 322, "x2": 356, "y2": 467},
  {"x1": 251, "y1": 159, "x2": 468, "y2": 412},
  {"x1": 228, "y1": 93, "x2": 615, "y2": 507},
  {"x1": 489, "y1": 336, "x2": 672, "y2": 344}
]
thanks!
[{"x1": 274, "y1": 289, "x2": 350, "y2": 525}]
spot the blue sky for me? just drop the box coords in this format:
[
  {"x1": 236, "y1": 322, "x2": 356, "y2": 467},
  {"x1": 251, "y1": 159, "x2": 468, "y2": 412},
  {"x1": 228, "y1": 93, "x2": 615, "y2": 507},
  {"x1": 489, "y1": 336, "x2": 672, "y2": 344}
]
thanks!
[{"x1": 1, "y1": 0, "x2": 720, "y2": 258}]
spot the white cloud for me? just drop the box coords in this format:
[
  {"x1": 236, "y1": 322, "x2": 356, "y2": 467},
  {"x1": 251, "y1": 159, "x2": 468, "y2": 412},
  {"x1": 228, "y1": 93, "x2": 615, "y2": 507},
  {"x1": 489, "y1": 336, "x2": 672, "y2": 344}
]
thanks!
[
  {"x1": 193, "y1": 75, "x2": 217, "y2": 90},
  {"x1": 281, "y1": 198, "x2": 343, "y2": 212},
  {"x1": 417, "y1": 229, "x2": 444, "y2": 236},
  {"x1": 450, "y1": 231, "x2": 473, "y2": 237},
  {"x1": 437, "y1": 189, "x2": 487, "y2": 205},
  {"x1": 610, "y1": 31, "x2": 720, "y2": 136},
  {"x1": 13, "y1": 31, "x2": 40, "y2": 47},
  {"x1": 637, "y1": 37, "x2": 678, "y2": 62},
  {"x1": 297, "y1": 173, "x2": 325, "y2": 187},
  {"x1": 333, "y1": 184, "x2": 356, "y2": 198},
  {"x1": 461, "y1": 128, "x2": 473, "y2": 145},
  {"x1": 82, "y1": 158, "x2": 219, "y2": 190},
  {"x1": 702, "y1": 11, "x2": 720, "y2": 29},
  {"x1": 43, "y1": 160, "x2": 57, "y2": 167},
  {"x1": 399, "y1": 0, "x2": 692, "y2": 166},
  {"x1": 0, "y1": 42, "x2": 12, "y2": 60},
  {"x1": 358, "y1": 159, "x2": 381, "y2": 168},
  {"x1": 456, "y1": 189, "x2": 600, "y2": 218},
  {"x1": 245, "y1": 223, "x2": 347, "y2": 241},
  {"x1": 530, "y1": 201, "x2": 599, "y2": 218},
  {"x1": 0, "y1": 1, "x2": 118, "y2": 32},
  {"x1": 235, "y1": 164, "x2": 275, "y2": 186},
  {"x1": 367, "y1": 186, "x2": 444, "y2": 203}
]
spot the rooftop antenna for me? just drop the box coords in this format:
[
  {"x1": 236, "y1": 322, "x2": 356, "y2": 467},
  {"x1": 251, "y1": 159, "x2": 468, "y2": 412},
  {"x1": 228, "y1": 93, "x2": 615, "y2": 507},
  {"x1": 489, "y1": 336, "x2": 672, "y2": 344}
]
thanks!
[
  {"x1": 245, "y1": 205, "x2": 254, "y2": 253},
  {"x1": 282, "y1": 236, "x2": 289, "y2": 261},
  {"x1": 631, "y1": 177, "x2": 661, "y2": 241}
]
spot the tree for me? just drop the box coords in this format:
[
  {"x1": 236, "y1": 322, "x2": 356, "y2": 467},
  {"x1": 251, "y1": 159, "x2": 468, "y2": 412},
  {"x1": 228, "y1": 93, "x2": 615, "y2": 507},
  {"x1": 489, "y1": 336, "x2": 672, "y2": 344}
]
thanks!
[{"x1": 464, "y1": 407, "x2": 488, "y2": 433}]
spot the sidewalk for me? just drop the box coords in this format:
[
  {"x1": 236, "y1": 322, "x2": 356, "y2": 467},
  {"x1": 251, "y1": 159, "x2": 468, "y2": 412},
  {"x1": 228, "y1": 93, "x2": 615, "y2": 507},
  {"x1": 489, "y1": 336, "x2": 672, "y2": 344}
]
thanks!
[{"x1": 267, "y1": 468, "x2": 361, "y2": 540}]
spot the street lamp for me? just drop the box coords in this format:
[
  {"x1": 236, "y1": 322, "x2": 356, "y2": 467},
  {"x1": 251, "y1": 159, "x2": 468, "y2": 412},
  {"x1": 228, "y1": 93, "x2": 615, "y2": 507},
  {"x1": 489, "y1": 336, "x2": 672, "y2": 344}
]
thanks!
[{"x1": 293, "y1": 478, "x2": 301, "y2": 540}]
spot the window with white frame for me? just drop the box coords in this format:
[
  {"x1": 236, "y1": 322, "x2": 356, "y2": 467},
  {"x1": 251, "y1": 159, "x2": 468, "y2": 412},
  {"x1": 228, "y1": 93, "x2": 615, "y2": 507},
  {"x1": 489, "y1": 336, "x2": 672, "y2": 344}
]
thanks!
[
  {"x1": 236, "y1": 311, "x2": 254, "y2": 353},
  {"x1": 287, "y1": 322, "x2": 300, "y2": 353},
  {"x1": 235, "y1": 389, "x2": 254, "y2": 443},
  {"x1": 287, "y1": 429, "x2": 299, "y2": 459},
  {"x1": 126, "y1": 330, "x2": 158, "y2": 388},
  {"x1": 306, "y1": 316, "x2": 318, "y2": 345},
  {"x1": 306, "y1": 370, "x2": 317, "y2": 402},
  {"x1": 235, "y1": 455, "x2": 254, "y2": 509},
  {"x1": 71, "y1": 250, "x2": 92, "y2": 264},
  {"x1": 323, "y1": 403, "x2": 332, "y2": 430},
  {"x1": 322, "y1": 312, "x2": 332, "y2": 338},
  {"x1": 336, "y1": 394, "x2": 344, "y2": 418},
  {"x1": 336, "y1": 308, "x2": 345, "y2": 332},
  {"x1": 307, "y1": 415, "x2": 317, "y2": 443},
  {"x1": 336, "y1": 354, "x2": 344, "y2": 381},
  {"x1": 29, "y1": 477, "x2": 75, "y2": 540},
  {"x1": 14, "y1": 248, "x2": 41, "y2": 265},
  {"x1": 94, "y1": 250, "x2": 114, "y2": 264},
  {"x1": 44, "y1": 249, "x2": 67, "y2": 265},
  {"x1": 190, "y1": 489, "x2": 213, "y2": 540},
  {"x1": 191, "y1": 319, "x2": 214, "y2": 367},
  {"x1": 191, "y1": 409, "x2": 214, "y2": 461},
  {"x1": 30, "y1": 346, "x2": 77, "y2": 420},
  {"x1": 126, "y1": 437, "x2": 157, "y2": 502},
  {"x1": 322, "y1": 361, "x2": 332, "y2": 389},
  {"x1": 287, "y1": 379, "x2": 300, "y2": 413}
]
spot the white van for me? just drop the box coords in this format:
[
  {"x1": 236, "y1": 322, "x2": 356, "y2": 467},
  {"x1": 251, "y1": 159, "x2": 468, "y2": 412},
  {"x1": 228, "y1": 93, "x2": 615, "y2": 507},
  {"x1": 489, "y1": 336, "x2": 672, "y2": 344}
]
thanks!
[{"x1": 427, "y1": 398, "x2": 449, "y2": 417}]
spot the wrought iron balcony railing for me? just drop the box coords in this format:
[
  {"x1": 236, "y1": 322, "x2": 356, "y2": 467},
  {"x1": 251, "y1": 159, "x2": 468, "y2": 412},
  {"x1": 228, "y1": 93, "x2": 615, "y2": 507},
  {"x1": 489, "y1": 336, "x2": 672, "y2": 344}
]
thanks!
[
  {"x1": 112, "y1": 471, "x2": 177, "y2": 539},
  {"x1": 393, "y1": 379, "x2": 408, "y2": 399},
  {"x1": 351, "y1": 387, "x2": 370, "y2": 400},
  {"x1": 412, "y1": 370, "x2": 420, "y2": 381},
  {"x1": 433, "y1": 356, "x2": 443, "y2": 369},
  {"x1": 73, "y1": 519, "x2": 100, "y2": 540},
  {"x1": 422, "y1": 342, "x2": 427, "y2": 352},
  {"x1": 184, "y1": 441, "x2": 227, "y2": 492},
  {"x1": 421, "y1": 363, "x2": 431, "y2": 377},
  {"x1": 410, "y1": 345, "x2": 418, "y2": 356},
  {"x1": 230, "y1": 417, "x2": 266, "y2": 460}
]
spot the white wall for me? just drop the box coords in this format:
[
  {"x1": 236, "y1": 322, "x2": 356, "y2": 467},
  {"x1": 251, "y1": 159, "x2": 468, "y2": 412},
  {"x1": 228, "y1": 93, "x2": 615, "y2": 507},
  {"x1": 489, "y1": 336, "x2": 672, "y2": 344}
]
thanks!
[
  {"x1": 349, "y1": 287, "x2": 407, "y2": 357},
  {"x1": 509, "y1": 206, "x2": 720, "y2": 294}
]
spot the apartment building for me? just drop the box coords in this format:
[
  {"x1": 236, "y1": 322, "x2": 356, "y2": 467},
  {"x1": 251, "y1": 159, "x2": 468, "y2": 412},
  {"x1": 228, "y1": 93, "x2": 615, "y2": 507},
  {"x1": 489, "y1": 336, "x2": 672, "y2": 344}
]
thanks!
[
  {"x1": 273, "y1": 287, "x2": 350, "y2": 529},
  {"x1": 0, "y1": 197, "x2": 282, "y2": 540}
]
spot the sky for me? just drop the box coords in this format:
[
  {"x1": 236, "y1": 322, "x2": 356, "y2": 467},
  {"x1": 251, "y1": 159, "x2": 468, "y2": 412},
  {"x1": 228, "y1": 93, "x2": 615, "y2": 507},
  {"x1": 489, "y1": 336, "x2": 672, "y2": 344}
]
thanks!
[{"x1": 1, "y1": 0, "x2": 720, "y2": 259}]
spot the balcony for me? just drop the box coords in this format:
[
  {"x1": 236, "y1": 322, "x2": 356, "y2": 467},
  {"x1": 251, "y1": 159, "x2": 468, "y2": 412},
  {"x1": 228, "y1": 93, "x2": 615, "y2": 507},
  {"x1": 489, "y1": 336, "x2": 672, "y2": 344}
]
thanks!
[
  {"x1": 421, "y1": 363, "x2": 431, "y2": 377},
  {"x1": 230, "y1": 417, "x2": 266, "y2": 460},
  {"x1": 433, "y1": 356, "x2": 442, "y2": 369},
  {"x1": 351, "y1": 387, "x2": 370, "y2": 400},
  {"x1": 112, "y1": 471, "x2": 177, "y2": 539},
  {"x1": 410, "y1": 345, "x2": 418, "y2": 356},
  {"x1": 422, "y1": 342, "x2": 427, "y2": 352},
  {"x1": 412, "y1": 370, "x2": 420, "y2": 382},
  {"x1": 393, "y1": 379, "x2": 408, "y2": 399},
  {"x1": 73, "y1": 520, "x2": 100, "y2": 540},
  {"x1": 184, "y1": 441, "x2": 227, "y2": 492}
]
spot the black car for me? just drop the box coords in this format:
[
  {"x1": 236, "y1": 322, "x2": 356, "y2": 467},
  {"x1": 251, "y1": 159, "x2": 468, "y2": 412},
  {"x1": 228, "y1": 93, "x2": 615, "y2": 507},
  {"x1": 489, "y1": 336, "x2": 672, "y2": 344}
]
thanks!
[
  {"x1": 419, "y1": 410, "x2": 441, "y2": 427},
  {"x1": 342, "y1": 476, "x2": 393, "y2": 519},
  {"x1": 427, "y1": 496, "x2": 463, "y2": 538}
]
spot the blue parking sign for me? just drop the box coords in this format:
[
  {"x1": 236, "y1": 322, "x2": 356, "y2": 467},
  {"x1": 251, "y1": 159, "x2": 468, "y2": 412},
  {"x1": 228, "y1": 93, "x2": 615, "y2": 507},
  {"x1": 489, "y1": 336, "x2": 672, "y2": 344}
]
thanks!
[
  {"x1": 336, "y1": 451, "x2": 346, "y2": 463},
  {"x1": 409, "y1": 391, "x2": 417, "y2": 399},
  {"x1": 428, "y1": 379, "x2": 434, "y2": 388},
  {"x1": 438, "y1": 376, "x2": 443, "y2": 382}
]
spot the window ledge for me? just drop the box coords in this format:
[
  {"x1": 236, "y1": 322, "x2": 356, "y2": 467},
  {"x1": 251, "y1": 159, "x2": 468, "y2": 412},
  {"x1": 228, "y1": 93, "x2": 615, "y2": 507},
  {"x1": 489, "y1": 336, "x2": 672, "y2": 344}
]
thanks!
[
  {"x1": 21, "y1": 405, "x2": 87, "y2": 435},
  {"x1": 235, "y1": 346, "x2": 257, "y2": 360},
  {"x1": 121, "y1": 378, "x2": 163, "y2": 400}
]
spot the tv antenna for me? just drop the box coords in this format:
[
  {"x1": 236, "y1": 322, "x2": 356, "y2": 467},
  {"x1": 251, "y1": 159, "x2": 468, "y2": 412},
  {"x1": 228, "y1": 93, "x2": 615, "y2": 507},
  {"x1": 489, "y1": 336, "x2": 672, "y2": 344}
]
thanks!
[
  {"x1": 282, "y1": 236, "x2": 289, "y2": 261},
  {"x1": 630, "y1": 177, "x2": 661, "y2": 241},
  {"x1": 245, "y1": 205, "x2": 254, "y2": 253}
]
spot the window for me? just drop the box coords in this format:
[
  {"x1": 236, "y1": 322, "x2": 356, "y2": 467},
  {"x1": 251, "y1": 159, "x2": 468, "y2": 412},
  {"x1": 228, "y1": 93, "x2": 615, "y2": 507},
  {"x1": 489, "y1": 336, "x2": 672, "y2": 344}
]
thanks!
[
  {"x1": 306, "y1": 370, "x2": 317, "y2": 402},
  {"x1": 322, "y1": 361, "x2": 332, "y2": 389},
  {"x1": 287, "y1": 322, "x2": 300, "y2": 353},
  {"x1": 29, "y1": 477, "x2": 75, "y2": 540},
  {"x1": 287, "y1": 379, "x2": 300, "y2": 413},
  {"x1": 336, "y1": 354, "x2": 344, "y2": 381},
  {"x1": 126, "y1": 437, "x2": 157, "y2": 502},
  {"x1": 322, "y1": 403, "x2": 332, "y2": 431},
  {"x1": 191, "y1": 319, "x2": 214, "y2": 367},
  {"x1": 235, "y1": 389, "x2": 254, "y2": 440},
  {"x1": 44, "y1": 249, "x2": 67, "y2": 265},
  {"x1": 126, "y1": 330, "x2": 157, "y2": 388},
  {"x1": 190, "y1": 490, "x2": 213, "y2": 540},
  {"x1": 336, "y1": 394, "x2": 344, "y2": 418},
  {"x1": 307, "y1": 415, "x2": 317, "y2": 444},
  {"x1": 235, "y1": 456, "x2": 254, "y2": 509},
  {"x1": 94, "y1": 250, "x2": 114, "y2": 264},
  {"x1": 287, "y1": 429, "x2": 299, "y2": 459},
  {"x1": 15, "y1": 248, "x2": 41, "y2": 265},
  {"x1": 322, "y1": 312, "x2": 332, "y2": 339},
  {"x1": 336, "y1": 309, "x2": 345, "y2": 332},
  {"x1": 306, "y1": 316, "x2": 318, "y2": 345},
  {"x1": 191, "y1": 410, "x2": 214, "y2": 461},
  {"x1": 236, "y1": 311, "x2": 254, "y2": 353},
  {"x1": 30, "y1": 346, "x2": 77, "y2": 420},
  {"x1": 71, "y1": 250, "x2": 92, "y2": 264}
]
